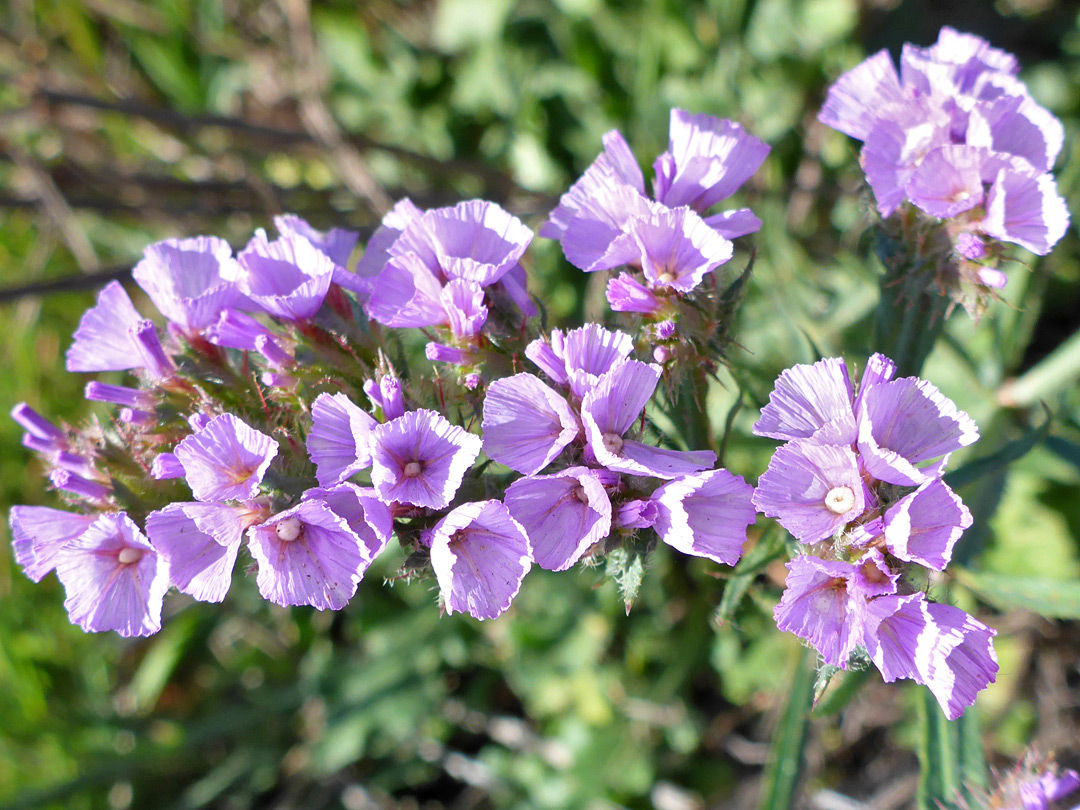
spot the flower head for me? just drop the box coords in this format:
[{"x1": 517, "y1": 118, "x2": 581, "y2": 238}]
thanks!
[{"x1": 369, "y1": 410, "x2": 482, "y2": 509}]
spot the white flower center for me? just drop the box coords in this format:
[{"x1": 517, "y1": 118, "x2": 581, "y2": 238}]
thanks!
[
  {"x1": 275, "y1": 517, "x2": 304, "y2": 542},
  {"x1": 824, "y1": 486, "x2": 856, "y2": 515},
  {"x1": 117, "y1": 547, "x2": 143, "y2": 565},
  {"x1": 601, "y1": 432, "x2": 624, "y2": 455},
  {"x1": 657, "y1": 271, "x2": 677, "y2": 285},
  {"x1": 403, "y1": 460, "x2": 424, "y2": 478}
]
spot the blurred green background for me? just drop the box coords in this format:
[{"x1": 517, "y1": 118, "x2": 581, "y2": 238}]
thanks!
[{"x1": 1, "y1": 1, "x2": 1079, "y2": 808}]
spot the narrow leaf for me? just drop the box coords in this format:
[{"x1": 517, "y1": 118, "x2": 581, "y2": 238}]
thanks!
[
  {"x1": 758, "y1": 646, "x2": 816, "y2": 810},
  {"x1": 916, "y1": 687, "x2": 961, "y2": 810},
  {"x1": 714, "y1": 526, "x2": 784, "y2": 626},
  {"x1": 944, "y1": 405, "x2": 1052, "y2": 490},
  {"x1": 954, "y1": 569, "x2": 1080, "y2": 620}
]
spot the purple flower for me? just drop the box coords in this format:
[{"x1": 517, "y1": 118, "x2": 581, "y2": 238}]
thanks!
[
  {"x1": 11, "y1": 402, "x2": 66, "y2": 449},
  {"x1": 651, "y1": 469, "x2": 756, "y2": 566},
  {"x1": 856, "y1": 377, "x2": 979, "y2": 487},
  {"x1": 364, "y1": 375, "x2": 405, "y2": 420},
  {"x1": 588, "y1": 206, "x2": 734, "y2": 297},
  {"x1": 132, "y1": 236, "x2": 243, "y2": 332},
  {"x1": 880, "y1": 478, "x2": 971, "y2": 570},
  {"x1": 753, "y1": 356, "x2": 860, "y2": 444},
  {"x1": 429, "y1": 500, "x2": 532, "y2": 620},
  {"x1": 753, "y1": 440, "x2": 868, "y2": 543},
  {"x1": 504, "y1": 468, "x2": 611, "y2": 571},
  {"x1": 862, "y1": 592, "x2": 998, "y2": 720},
  {"x1": 1015, "y1": 767, "x2": 1080, "y2": 810},
  {"x1": 301, "y1": 484, "x2": 394, "y2": 562},
  {"x1": 541, "y1": 111, "x2": 768, "y2": 272},
  {"x1": 236, "y1": 231, "x2": 336, "y2": 320},
  {"x1": 606, "y1": 273, "x2": 664, "y2": 315},
  {"x1": 652, "y1": 109, "x2": 770, "y2": 234},
  {"x1": 369, "y1": 409, "x2": 482, "y2": 509},
  {"x1": 366, "y1": 200, "x2": 533, "y2": 326},
  {"x1": 53, "y1": 512, "x2": 169, "y2": 637},
  {"x1": 581, "y1": 360, "x2": 715, "y2": 479},
  {"x1": 773, "y1": 551, "x2": 898, "y2": 668},
  {"x1": 355, "y1": 198, "x2": 424, "y2": 281},
  {"x1": 539, "y1": 131, "x2": 654, "y2": 272},
  {"x1": 9, "y1": 506, "x2": 95, "y2": 582},
  {"x1": 146, "y1": 502, "x2": 247, "y2": 603},
  {"x1": 274, "y1": 214, "x2": 359, "y2": 268},
  {"x1": 307, "y1": 392, "x2": 377, "y2": 487},
  {"x1": 525, "y1": 323, "x2": 635, "y2": 398},
  {"x1": 173, "y1": 414, "x2": 279, "y2": 502},
  {"x1": 481, "y1": 373, "x2": 579, "y2": 475},
  {"x1": 819, "y1": 27, "x2": 1069, "y2": 257},
  {"x1": 65, "y1": 281, "x2": 144, "y2": 372},
  {"x1": 981, "y1": 169, "x2": 1071, "y2": 256},
  {"x1": 247, "y1": 497, "x2": 372, "y2": 610}
]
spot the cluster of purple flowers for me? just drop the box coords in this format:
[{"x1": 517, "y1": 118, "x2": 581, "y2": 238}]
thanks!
[
  {"x1": 9, "y1": 177, "x2": 765, "y2": 635},
  {"x1": 541, "y1": 108, "x2": 768, "y2": 344},
  {"x1": 819, "y1": 27, "x2": 1069, "y2": 289},
  {"x1": 752, "y1": 352, "x2": 997, "y2": 719},
  {"x1": 7, "y1": 69, "x2": 1027, "y2": 719},
  {"x1": 483, "y1": 323, "x2": 756, "y2": 572}
]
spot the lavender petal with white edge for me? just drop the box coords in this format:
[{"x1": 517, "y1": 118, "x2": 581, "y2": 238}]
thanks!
[
  {"x1": 906, "y1": 145, "x2": 984, "y2": 219},
  {"x1": 173, "y1": 414, "x2": 279, "y2": 502},
  {"x1": 369, "y1": 409, "x2": 482, "y2": 509},
  {"x1": 307, "y1": 392, "x2": 377, "y2": 487},
  {"x1": 53, "y1": 512, "x2": 169, "y2": 637},
  {"x1": 753, "y1": 439, "x2": 866, "y2": 543},
  {"x1": 540, "y1": 129, "x2": 646, "y2": 243},
  {"x1": 482, "y1": 373, "x2": 579, "y2": 475},
  {"x1": 857, "y1": 377, "x2": 979, "y2": 487},
  {"x1": 146, "y1": 502, "x2": 245, "y2": 603},
  {"x1": 247, "y1": 499, "x2": 370, "y2": 610},
  {"x1": 980, "y1": 170, "x2": 1070, "y2": 256},
  {"x1": 302, "y1": 483, "x2": 394, "y2": 561},
  {"x1": 559, "y1": 323, "x2": 636, "y2": 398},
  {"x1": 504, "y1": 467, "x2": 611, "y2": 571},
  {"x1": 429, "y1": 500, "x2": 532, "y2": 620},
  {"x1": 703, "y1": 208, "x2": 763, "y2": 239},
  {"x1": 441, "y1": 278, "x2": 488, "y2": 338},
  {"x1": 753, "y1": 357, "x2": 856, "y2": 444},
  {"x1": 863, "y1": 593, "x2": 998, "y2": 720},
  {"x1": 651, "y1": 469, "x2": 756, "y2": 566},
  {"x1": 274, "y1": 214, "x2": 359, "y2": 268},
  {"x1": 390, "y1": 199, "x2": 534, "y2": 287},
  {"x1": 524, "y1": 336, "x2": 569, "y2": 385},
  {"x1": 773, "y1": 555, "x2": 866, "y2": 668},
  {"x1": 817, "y1": 49, "x2": 905, "y2": 140},
  {"x1": 355, "y1": 198, "x2": 424, "y2": 281},
  {"x1": 852, "y1": 352, "x2": 897, "y2": 416},
  {"x1": 652, "y1": 110, "x2": 770, "y2": 212},
  {"x1": 883, "y1": 478, "x2": 971, "y2": 570},
  {"x1": 602, "y1": 206, "x2": 733, "y2": 292},
  {"x1": 581, "y1": 360, "x2": 715, "y2": 478},
  {"x1": 65, "y1": 281, "x2": 144, "y2": 372},
  {"x1": 606, "y1": 273, "x2": 664, "y2": 314},
  {"x1": 365, "y1": 251, "x2": 448, "y2": 328},
  {"x1": 9, "y1": 506, "x2": 95, "y2": 582},
  {"x1": 132, "y1": 236, "x2": 242, "y2": 332},
  {"x1": 236, "y1": 231, "x2": 336, "y2": 320}
]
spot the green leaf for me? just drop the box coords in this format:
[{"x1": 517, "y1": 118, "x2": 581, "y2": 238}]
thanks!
[
  {"x1": 954, "y1": 569, "x2": 1080, "y2": 620},
  {"x1": 915, "y1": 690, "x2": 987, "y2": 810},
  {"x1": 916, "y1": 687, "x2": 961, "y2": 810},
  {"x1": 714, "y1": 526, "x2": 785, "y2": 627},
  {"x1": 813, "y1": 666, "x2": 871, "y2": 716},
  {"x1": 605, "y1": 542, "x2": 649, "y2": 614},
  {"x1": 757, "y1": 646, "x2": 815, "y2": 810},
  {"x1": 944, "y1": 405, "x2": 1052, "y2": 490}
]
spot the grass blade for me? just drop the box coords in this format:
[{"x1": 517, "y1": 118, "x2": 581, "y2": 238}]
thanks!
[{"x1": 758, "y1": 646, "x2": 816, "y2": 810}]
